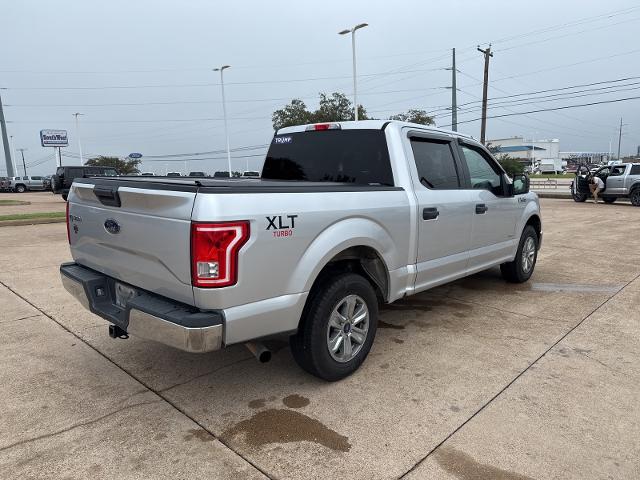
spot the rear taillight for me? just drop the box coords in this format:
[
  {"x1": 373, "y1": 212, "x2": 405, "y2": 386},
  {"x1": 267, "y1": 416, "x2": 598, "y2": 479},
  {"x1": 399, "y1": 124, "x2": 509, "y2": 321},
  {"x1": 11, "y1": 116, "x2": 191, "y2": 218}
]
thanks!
[
  {"x1": 66, "y1": 201, "x2": 70, "y2": 244},
  {"x1": 191, "y1": 221, "x2": 249, "y2": 288}
]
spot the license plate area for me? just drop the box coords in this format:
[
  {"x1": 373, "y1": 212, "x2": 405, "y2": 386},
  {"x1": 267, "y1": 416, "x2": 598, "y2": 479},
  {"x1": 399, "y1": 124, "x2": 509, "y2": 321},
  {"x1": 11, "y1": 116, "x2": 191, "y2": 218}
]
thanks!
[{"x1": 114, "y1": 282, "x2": 139, "y2": 308}]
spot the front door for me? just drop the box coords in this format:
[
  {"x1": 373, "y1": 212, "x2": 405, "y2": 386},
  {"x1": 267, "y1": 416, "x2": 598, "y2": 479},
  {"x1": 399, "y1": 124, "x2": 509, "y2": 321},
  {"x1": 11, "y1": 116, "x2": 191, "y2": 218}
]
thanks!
[
  {"x1": 605, "y1": 165, "x2": 627, "y2": 195},
  {"x1": 456, "y1": 142, "x2": 520, "y2": 271},
  {"x1": 404, "y1": 131, "x2": 474, "y2": 292}
]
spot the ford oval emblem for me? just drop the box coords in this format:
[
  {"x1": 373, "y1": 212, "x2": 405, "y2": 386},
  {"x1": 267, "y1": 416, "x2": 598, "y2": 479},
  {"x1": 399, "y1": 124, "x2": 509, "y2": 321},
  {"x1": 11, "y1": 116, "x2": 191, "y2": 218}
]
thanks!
[{"x1": 104, "y1": 218, "x2": 120, "y2": 234}]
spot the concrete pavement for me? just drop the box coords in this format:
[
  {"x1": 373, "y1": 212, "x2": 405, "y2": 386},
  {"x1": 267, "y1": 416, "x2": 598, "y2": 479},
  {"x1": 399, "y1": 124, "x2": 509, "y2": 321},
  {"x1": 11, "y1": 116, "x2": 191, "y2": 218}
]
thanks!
[{"x1": 1, "y1": 198, "x2": 638, "y2": 479}]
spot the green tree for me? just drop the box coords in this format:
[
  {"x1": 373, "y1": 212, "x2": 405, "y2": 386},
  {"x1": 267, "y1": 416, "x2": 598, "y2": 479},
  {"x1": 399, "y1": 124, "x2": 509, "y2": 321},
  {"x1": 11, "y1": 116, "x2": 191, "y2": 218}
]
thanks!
[
  {"x1": 271, "y1": 99, "x2": 314, "y2": 131},
  {"x1": 388, "y1": 109, "x2": 434, "y2": 125},
  {"x1": 497, "y1": 156, "x2": 525, "y2": 177},
  {"x1": 84, "y1": 156, "x2": 141, "y2": 175}
]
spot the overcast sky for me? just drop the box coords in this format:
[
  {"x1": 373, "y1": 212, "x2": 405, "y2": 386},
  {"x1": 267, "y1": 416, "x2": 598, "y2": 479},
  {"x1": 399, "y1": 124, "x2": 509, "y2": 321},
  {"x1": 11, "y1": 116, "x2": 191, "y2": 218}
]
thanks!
[{"x1": 2, "y1": 0, "x2": 640, "y2": 175}]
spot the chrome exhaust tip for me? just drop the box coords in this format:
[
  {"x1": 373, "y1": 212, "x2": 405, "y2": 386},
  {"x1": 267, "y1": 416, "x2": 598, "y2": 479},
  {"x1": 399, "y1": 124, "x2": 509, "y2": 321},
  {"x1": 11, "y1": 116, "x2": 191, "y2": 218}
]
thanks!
[{"x1": 245, "y1": 342, "x2": 272, "y2": 363}]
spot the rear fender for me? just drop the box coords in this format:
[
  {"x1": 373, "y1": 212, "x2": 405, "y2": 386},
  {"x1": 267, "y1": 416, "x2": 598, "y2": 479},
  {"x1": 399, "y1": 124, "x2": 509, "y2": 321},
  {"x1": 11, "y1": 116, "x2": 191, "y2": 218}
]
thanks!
[{"x1": 287, "y1": 217, "x2": 398, "y2": 297}]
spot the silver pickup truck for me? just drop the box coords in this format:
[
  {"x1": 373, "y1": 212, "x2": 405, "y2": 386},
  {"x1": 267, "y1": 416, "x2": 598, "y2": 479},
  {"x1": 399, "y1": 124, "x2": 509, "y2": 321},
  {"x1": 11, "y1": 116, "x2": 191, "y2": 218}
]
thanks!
[
  {"x1": 60, "y1": 120, "x2": 542, "y2": 381},
  {"x1": 571, "y1": 163, "x2": 640, "y2": 205}
]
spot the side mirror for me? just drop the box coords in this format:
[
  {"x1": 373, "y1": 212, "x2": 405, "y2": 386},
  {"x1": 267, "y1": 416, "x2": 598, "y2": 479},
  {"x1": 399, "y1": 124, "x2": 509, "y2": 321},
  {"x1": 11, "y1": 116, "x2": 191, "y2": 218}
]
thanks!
[{"x1": 512, "y1": 174, "x2": 530, "y2": 195}]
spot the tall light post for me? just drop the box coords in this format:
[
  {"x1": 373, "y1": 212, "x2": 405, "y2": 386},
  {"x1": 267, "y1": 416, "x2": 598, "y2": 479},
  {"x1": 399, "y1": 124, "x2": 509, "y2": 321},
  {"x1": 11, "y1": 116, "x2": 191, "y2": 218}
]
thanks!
[
  {"x1": 213, "y1": 65, "x2": 232, "y2": 176},
  {"x1": 339, "y1": 23, "x2": 368, "y2": 121},
  {"x1": 73, "y1": 112, "x2": 84, "y2": 165},
  {"x1": 17, "y1": 148, "x2": 27, "y2": 176}
]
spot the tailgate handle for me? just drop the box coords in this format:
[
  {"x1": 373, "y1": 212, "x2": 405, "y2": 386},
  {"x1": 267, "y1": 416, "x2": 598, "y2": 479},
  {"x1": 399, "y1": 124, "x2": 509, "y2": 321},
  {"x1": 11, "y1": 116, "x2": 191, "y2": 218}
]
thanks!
[
  {"x1": 93, "y1": 185, "x2": 121, "y2": 207},
  {"x1": 475, "y1": 203, "x2": 488, "y2": 214}
]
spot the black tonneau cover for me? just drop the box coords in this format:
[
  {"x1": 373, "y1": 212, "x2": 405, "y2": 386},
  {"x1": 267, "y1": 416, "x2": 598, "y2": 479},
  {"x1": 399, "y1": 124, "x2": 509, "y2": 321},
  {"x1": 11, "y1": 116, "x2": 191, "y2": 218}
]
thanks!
[{"x1": 80, "y1": 176, "x2": 403, "y2": 194}]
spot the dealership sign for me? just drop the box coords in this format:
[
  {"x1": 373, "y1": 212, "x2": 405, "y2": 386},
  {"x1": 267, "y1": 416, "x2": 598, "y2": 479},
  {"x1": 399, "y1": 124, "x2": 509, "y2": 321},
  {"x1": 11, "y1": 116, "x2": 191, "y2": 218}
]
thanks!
[{"x1": 40, "y1": 129, "x2": 68, "y2": 147}]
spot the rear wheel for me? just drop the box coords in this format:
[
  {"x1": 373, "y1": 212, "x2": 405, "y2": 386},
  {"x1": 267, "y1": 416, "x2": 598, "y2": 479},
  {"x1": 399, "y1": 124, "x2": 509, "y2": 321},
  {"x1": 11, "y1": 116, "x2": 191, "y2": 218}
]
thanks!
[
  {"x1": 501, "y1": 225, "x2": 538, "y2": 283},
  {"x1": 290, "y1": 273, "x2": 378, "y2": 381},
  {"x1": 630, "y1": 188, "x2": 640, "y2": 207},
  {"x1": 602, "y1": 197, "x2": 617, "y2": 204}
]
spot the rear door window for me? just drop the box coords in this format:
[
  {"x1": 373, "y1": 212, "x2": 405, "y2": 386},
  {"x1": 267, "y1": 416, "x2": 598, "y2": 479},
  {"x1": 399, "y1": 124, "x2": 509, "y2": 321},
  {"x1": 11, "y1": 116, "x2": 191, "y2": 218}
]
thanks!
[
  {"x1": 630, "y1": 165, "x2": 640, "y2": 175},
  {"x1": 410, "y1": 137, "x2": 460, "y2": 189},
  {"x1": 263, "y1": 129, "x2": 393, "y2": 185}
]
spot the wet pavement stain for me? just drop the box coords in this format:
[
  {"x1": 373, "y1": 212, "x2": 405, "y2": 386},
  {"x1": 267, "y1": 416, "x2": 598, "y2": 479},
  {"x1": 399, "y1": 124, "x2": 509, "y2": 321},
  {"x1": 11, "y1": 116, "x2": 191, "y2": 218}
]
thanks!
[
  {"x1": 379, "y1": 363, "x2": 390, "y2": 369},
  {"x1": 183, "y1": 428, "x2": 215, "y2": 443},
  {"x1": 383, "y1": 297, "x2": 474, "y2": 313},
  {"x1": 435, "y1": 446, "x2": 534, "y2": 480},
  {"x1": 282, "y1": 394, "x2": 310, "y2": 408},
  {"x1": 392, "y1": 337, "x2": 405, "y2": 344},
  {"x1": 378, "y1": 320, "x2": 405, "y2": 329},
  {"x1": 222, "y1": 409, "x2": 351, "y2": 452},
  {"x1": 248, "y1": 399, "x2": 266, "y2": 409}
]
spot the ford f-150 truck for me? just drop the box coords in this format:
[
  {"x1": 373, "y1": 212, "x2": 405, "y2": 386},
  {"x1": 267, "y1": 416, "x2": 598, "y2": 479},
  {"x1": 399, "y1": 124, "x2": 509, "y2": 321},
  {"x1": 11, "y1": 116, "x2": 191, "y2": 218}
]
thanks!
[
  {"x1": 571, "y1": 162, "x2": 640, "y2": 205},
  {"x1": 60, "y1": 120, "x2": 542, "y2": 381}
]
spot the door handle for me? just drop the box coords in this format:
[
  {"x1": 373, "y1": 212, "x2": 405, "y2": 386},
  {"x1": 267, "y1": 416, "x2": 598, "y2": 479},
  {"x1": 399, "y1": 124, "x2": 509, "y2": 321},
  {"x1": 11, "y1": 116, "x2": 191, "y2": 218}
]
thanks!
[
  {"x1": 423, "y1": 207, "x2": 439, "y2": 220},
  {"x1": 475, "y1": 203, "x2": 488, "y2": 214}
]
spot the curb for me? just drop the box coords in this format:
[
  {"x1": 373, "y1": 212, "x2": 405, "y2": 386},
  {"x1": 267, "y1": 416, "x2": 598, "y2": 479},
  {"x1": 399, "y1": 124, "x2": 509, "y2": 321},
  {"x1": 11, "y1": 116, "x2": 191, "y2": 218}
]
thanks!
[
  {"x1": 0, "y1": 217, "x2": 66, "y2": 227},
  {"x1": 535, "y1": 192, "x2": 572, "y2": 199}
]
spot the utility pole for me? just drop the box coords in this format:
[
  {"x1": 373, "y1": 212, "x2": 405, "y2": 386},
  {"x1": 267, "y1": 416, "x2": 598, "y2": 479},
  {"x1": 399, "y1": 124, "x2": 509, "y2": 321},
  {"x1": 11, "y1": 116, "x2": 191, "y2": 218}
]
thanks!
[
  {"x1": 451, "y1": 48, "x2": 458, "y2": 132},
  {"x1": 617, "y1": 117, "x2": 623, "y2": 161},
  {"x1": 0, "y1": 92, "x2": 15, "y2": 177},
  {"x1": 17, "y1": 148, "x2": 27, "y2": 176},
  {"x1": 477, "y1": 44, "x2": 493, "y2": 145}
]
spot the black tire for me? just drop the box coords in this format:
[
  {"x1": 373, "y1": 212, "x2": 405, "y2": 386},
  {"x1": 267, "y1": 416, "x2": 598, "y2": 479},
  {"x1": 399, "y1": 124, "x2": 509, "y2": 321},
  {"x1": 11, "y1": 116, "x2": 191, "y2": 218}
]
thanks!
[
  {"x1": 630, "y1": 188, "x2": 640, "y2": 207},
  {"x1": 602, "y1": 197, "x2": 617, "y2": 204},
  {"x1": 570, "y1": 181, "x2": 588, "y2": 202},
  {"x1": 15, "y1": 184, "x2": 26, "y2": 193},
  {"x1": 61, "y1": 193, "x2": 68, "y2": 201},
  {"x1": 290, "y1": 273, "x2": 378, "y2": 381},
  {"x1": 500, "y1": 225, "x2": 538, "y2": 283}
]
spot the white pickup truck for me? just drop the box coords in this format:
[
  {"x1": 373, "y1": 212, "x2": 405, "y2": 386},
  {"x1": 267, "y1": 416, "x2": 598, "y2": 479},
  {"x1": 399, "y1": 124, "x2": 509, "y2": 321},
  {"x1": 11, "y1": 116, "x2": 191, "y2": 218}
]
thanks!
[{"x1": 60, "y1": 120, "x2": 542, "y2": 381}]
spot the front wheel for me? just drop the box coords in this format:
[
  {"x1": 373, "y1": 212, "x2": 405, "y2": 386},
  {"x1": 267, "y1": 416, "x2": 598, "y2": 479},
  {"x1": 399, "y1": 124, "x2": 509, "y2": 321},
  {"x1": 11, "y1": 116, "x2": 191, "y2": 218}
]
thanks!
[
  {"x1": 290, "y1": 273, "x2": 378, "y2": 381},
  {"x1": 15, "y1": 185, "x2": 26, "y2": 193},
  {"x1": 630, "y1": 189, "x2": 640, "y2": 207},
  {"x1": 501, "y1": 225, "x2": 538, "y2": 283}
]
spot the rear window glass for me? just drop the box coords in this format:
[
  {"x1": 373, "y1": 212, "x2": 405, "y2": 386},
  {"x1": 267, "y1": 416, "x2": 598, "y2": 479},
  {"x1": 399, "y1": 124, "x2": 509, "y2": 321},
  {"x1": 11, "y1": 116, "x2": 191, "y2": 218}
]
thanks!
[
  {"x1": 410, "y1": 138, "x2": 460, "y2": 189},
  {"x1": 262, "y1": 130, "x2": 394, "y2": 185},
  {"x1": 631, "y1": 165, "x2": 640, "y2": 175}
]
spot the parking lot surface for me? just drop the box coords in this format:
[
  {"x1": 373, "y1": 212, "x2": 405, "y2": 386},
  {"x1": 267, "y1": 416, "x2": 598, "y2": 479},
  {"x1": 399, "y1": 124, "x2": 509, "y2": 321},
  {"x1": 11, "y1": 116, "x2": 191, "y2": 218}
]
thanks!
[
  {"x1": 0, "y1": 191, "x2": 66, "y2": 215},
  {"x1": 1, "y1": 198, "x2": 638, "y2": 479}
]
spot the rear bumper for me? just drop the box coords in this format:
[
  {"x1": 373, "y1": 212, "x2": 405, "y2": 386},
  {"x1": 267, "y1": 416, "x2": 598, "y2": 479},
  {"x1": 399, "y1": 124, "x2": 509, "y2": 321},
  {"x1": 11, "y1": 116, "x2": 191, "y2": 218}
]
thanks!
[{"x1": 60, "y1": 262, "x2": 223, "y2": 353}]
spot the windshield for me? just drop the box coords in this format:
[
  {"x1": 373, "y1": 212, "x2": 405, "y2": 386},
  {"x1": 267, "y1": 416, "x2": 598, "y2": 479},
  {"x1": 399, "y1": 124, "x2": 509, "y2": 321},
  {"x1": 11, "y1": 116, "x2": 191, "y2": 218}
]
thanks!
[{"x1": 263, "y1": 129, "x2": 394, "y2": 185}]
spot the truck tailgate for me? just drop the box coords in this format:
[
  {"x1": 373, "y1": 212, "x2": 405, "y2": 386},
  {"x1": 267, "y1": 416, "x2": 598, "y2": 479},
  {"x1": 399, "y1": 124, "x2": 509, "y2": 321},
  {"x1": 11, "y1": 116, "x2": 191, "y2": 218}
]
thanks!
[{"x1": 68, "y1": 181, "x2": 196, "y2": 305}]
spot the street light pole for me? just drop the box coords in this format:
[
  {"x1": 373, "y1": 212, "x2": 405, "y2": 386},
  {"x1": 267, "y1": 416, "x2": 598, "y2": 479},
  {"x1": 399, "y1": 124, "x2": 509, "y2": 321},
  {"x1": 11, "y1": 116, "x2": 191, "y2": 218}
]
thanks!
[
  {"x1": 214, "y1": 65, "x2": 232, "y2": 176},
  {"x1": 73, "y1": 112, "x2": 84, "y2": 165},
  {"x1": 339, "y1": 23, "x2": 368, "y2": 121}
]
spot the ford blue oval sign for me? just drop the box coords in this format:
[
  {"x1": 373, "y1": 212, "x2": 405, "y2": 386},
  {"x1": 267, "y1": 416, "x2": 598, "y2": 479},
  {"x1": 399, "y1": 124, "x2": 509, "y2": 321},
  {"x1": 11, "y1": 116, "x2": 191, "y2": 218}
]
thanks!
[{"x1": 128, "y1": 153, "x2": 143, "y2": 159}]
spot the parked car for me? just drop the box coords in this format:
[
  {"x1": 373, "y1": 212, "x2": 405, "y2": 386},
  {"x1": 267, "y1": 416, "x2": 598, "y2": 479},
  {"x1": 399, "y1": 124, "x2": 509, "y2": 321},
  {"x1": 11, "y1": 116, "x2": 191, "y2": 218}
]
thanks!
[
  {"x1": 140, "y1": 172, "x2": 155, "y2": 176},
  {"x1": 10, "y1": 175, "x2": 47, "y2": 192},
  {"x1": 166, "y1": 172, "x2": 181, "y2": 177},
  {"x1": 571, "y1": 163, "x2": 640, "y2": 205},
  {"x1": 52, "y1": 166, "x2": 118, "y2": 200},
  {"x1": 213, "y1": 171, "x2": 231, "y2": 178},
  {"x1": 242, "y1": 170, "x2": 260, "y2": 178},
  {"x1": 188, "y1": 171, "x2": 208, "y2": 177},
  {"x1": 60, "y1": 120, "x2": 541, "y2": 381}
]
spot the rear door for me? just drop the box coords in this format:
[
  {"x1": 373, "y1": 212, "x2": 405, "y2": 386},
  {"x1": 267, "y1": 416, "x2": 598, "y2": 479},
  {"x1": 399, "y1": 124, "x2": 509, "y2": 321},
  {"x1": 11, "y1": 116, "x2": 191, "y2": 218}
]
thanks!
[
  {"x1": 456, "y1": 140, "x2": 520, "y2": 270},
  {"x1": 403, "y1": 131, "x2": 473, "y2": 291},
  {"x1": 68, "y1": 180, "x2": 197, "y2": 305}
]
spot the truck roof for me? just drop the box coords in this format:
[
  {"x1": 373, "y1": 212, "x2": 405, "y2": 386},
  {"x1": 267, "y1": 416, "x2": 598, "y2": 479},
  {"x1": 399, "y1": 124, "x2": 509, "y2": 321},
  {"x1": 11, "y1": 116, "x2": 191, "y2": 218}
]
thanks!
[{"x1": 276, "y1": 119, "x2": 475, "y2": 140}]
